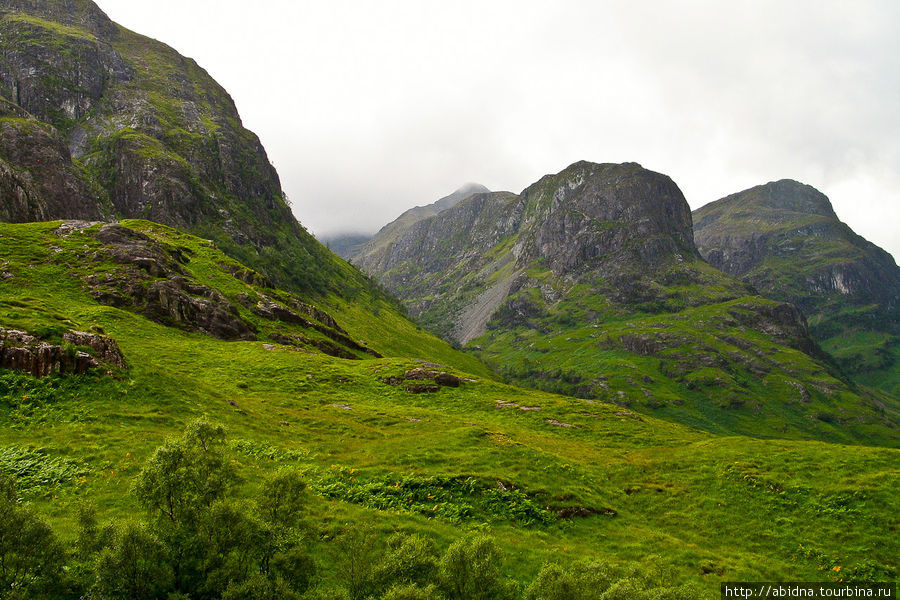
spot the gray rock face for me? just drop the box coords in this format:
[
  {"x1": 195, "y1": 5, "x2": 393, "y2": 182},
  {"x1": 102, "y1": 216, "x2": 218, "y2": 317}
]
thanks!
[
  {"x1": 0, "y1": 99, "x2": 104, "y2": 221},
  {"x1": 0, "y1": 1, "x2": 360, "y2": 297},
  {"x1": 356, "y1": 161, "x2": 727, "y2": 341},
  {"x1": 518, "y1": 161, "x2": 697, "y2": 276},
  {"x1": 693, "y1": 180, "x2": 900, "y2": 381},
  {"x1": 348, "y1": 183, "x2": 490, "y2": 264}
]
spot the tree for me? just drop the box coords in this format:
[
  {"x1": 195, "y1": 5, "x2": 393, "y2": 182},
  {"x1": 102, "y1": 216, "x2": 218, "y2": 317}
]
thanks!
[
  {"x1": 374, "y1": 533, "x2": 440, "y2": 591},
  {"x1": 257, "y1": 468, "x2": 307, "y2": 528},
  {"x1": 92, "y1": 522, "x2": 174, "y2": 600},
  {"x1": 0, "y1": 474, "x2": 65, "y2": 600},
  {"x1": 133, "y1": 420, "x2": 238, "y2": 528},
  {"x1": 524, "y1": 563, "x2": 582, "y2": 600}
]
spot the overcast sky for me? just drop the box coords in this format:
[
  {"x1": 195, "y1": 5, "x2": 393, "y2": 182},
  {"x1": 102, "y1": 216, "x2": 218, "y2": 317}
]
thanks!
[{"x1": 93, "y1": 0, "x2": 899, "y2": 261}]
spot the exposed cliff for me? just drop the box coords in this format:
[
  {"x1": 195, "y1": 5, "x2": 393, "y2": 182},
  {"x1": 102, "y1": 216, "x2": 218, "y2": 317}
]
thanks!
[
  {"x1": 358, "y1": 162, "x2": 748, "y2": 340},
  {"x1": 693, "y1": 180, "x2": 900, "y2": 391},
  {"x1": 355, "y1": 161, "x2": 896, "y2": 438}
]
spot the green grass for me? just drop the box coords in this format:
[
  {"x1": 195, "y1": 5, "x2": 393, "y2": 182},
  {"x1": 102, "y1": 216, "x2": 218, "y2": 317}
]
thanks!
[
  {"x1": 0, "y1": 220, "x2": 897, "y2": 597},
  {"x1": 2, "y1": 12, "x2": 97, "y2": 42},
  {"x1": 470, "y1": 284, "x2": 898, "y2": 446}
]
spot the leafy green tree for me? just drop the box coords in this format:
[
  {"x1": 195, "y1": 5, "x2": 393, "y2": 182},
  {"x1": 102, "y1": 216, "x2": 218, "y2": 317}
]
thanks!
[
  {"x1": 0, "y1": 474, "x2": 65, "y2": 600},
  {"x1": 524, "y1": 563, "x2": 582, "y2": 600},
  {"x1": 257, "y1": 468, "x2": 307, "y2": 528},
  {"x1": 133, "y1": 420, "x2": 238, "y2": 528},
  {"x1": 220, "y1": 571, "x2": 300, "y2": 600},
  {"x1": 438, "y1": 535, "x2": 517, "y2": 600},
  {"x1": 269, "y1": 543, "x2": 315, "y2": 594},
  {"x1": 92, "y1": 522, "x2": 174, "y2": 600},
  {"x1": 334, "y1": 525, "x2": 380, "y2": 600},
  {"x1": 129, "y1": 420, "x2": 315, "y2": 599},
  {"x1": 75, "y1": 503, "x2": 116, "y2": 558},
  {"x1": 195, "y1": 500, "x2": 268, "y2": 598}
]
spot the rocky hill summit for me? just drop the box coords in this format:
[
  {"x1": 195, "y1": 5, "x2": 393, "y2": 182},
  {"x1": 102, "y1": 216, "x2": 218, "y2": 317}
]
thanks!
[
  {"x1": 0, "y1": 0, "x2": 362, "y2": 296},
  {"x1": 694, "y1": 180, "x2": 900, "y2": 390},
  {"x1": 338, "y1": 182, "x2": 489, "y2": 262},
  {"x1": 358, "y1": 161, "x2": 746, "y2": 340},
  {"x1": 355, "y1": 161, "x2": 897, "y2": 438}
]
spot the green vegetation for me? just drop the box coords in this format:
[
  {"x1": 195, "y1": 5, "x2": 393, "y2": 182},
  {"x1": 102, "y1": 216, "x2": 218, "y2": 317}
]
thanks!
[
  {"x1": 692, "y1": 180, "x2": 900, "y2": 396},
  {"x1": 472, "y1": 287, "x2": 899, "y2": 445},
  {"x1": 0, "y1": 220, "x2": 897, "y2": 599}
]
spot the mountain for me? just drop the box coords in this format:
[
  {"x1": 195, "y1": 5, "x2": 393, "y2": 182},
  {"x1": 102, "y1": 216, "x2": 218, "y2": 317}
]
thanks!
[
  {"x1": 0, "y1": 0, "x2": 498, "y2": 381},
  {"x1": 0, "y1": 0, "x2": 368, "y2": 297},
  {"x1": 353, "y1": 161, "x2": 898, "y2": 442},
  {"x1": 344, "y1": 182, "x2": 489, "y2": 262},
  {"x1": 693, "y1": 180, "x2": 900, "y2": 395},
  {"x1": 319, "y1": 232, "x2": 372, "y2": 260},
  {"x1": 0, "y1": 4, "x2": 897, "y2": 597}
]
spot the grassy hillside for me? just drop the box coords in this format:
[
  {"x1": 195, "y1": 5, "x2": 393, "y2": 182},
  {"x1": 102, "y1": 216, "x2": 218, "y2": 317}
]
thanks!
[{"x1": 0, "y1": 220, "x2": 897, "y2": 598}]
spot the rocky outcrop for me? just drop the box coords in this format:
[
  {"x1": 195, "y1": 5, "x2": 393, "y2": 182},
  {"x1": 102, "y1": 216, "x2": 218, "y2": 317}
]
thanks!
[
  {"x1": 0, "y1": 99, "x2": 105, "y2": 221},
  {"x1": 239, "y1": 292, "x2": 381, "y2": 358},
  {"x1": 348, "y1": 183, "x2": 489, "y2": 263},
  {"x1": 382, "y1": 366, "x2": 462, "y2": 393},
  {"x1": 357, "y1": 161, "x2": 745, "y2": 341},
  {"x1": 0, "y1": 326, "x2": 126, "y2": 377},
  {"x1": 520, "y1": 161, "x2": 697, "y2": 276},
  {"x1": 84, "y1": 224, "x2": 258, "y2": 340},
  {"x1": 693, "y1": 180, "x2": 900, "y2": 310}
]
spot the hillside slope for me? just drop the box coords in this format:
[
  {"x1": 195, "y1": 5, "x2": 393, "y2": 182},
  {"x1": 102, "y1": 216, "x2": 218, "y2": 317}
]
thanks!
[
  {"x1": 0, "y1": 220, "x2": 896, "y2": 598},
  {"x1": 0, "y1": 0, "x2": 498, "y2": 378},
  {"x1": 354, "y1": 161, "x2": 899, "y2": 442},
  {"x1": 693, "y1": 181, "x2": 900, "y2": 395}
]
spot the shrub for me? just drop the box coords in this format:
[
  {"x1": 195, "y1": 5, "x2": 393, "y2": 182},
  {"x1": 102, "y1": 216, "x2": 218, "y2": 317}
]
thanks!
[{"x1": 438, "y1": 535, "x2": 517, "y2": 600}]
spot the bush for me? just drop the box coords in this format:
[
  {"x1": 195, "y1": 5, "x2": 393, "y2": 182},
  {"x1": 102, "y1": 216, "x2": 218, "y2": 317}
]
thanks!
[
  {"x1": 382, "y1": 583, "x2": 445, "y2": 600},
  {"x1": 439, "y1": 535, "x2": 518, "y2": 600},
  {"x1": 0, "y1": 474, "x2": 66, "y2": 600},
  {"x1": 374, "y1": 533, "x2": 440, "y2": 591},
  {"x1": 524, "y1": 563, "x2": 581, "y2": 600},
  {"x1": 133, "y1": 419, "x2": 238, "y2": 527}
]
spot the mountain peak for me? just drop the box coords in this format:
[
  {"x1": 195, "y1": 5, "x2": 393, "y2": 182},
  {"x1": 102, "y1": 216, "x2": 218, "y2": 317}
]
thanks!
[
  {"x1": 693, "y1": 181, "x2": 900, "y2": 386},
  {"x1": 714, "y1": 179, "x2": 838, "y2": 221},
  {"x1": 432, "y1": 182, "x2": 490, "y2": 212},
  {"x1": 0, "y1": 0, "x2": 119, "y2": 38}
]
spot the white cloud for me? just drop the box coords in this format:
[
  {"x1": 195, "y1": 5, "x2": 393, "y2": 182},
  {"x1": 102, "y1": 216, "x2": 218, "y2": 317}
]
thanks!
[{"x1": 94, "y1": 0, "x2": 900, "y2": 261}]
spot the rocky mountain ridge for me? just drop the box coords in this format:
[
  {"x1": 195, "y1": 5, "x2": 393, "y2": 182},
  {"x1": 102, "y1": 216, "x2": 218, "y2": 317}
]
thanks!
[
  {"x1": 336, "y1": 182, "x2": 490, "y2": 262},
  {"x1": 357, "y1": 162, "x2": 746, "y2": 341},
  {"x1": 353, "y1": 161, "x2": 897, "y2": 439}
]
